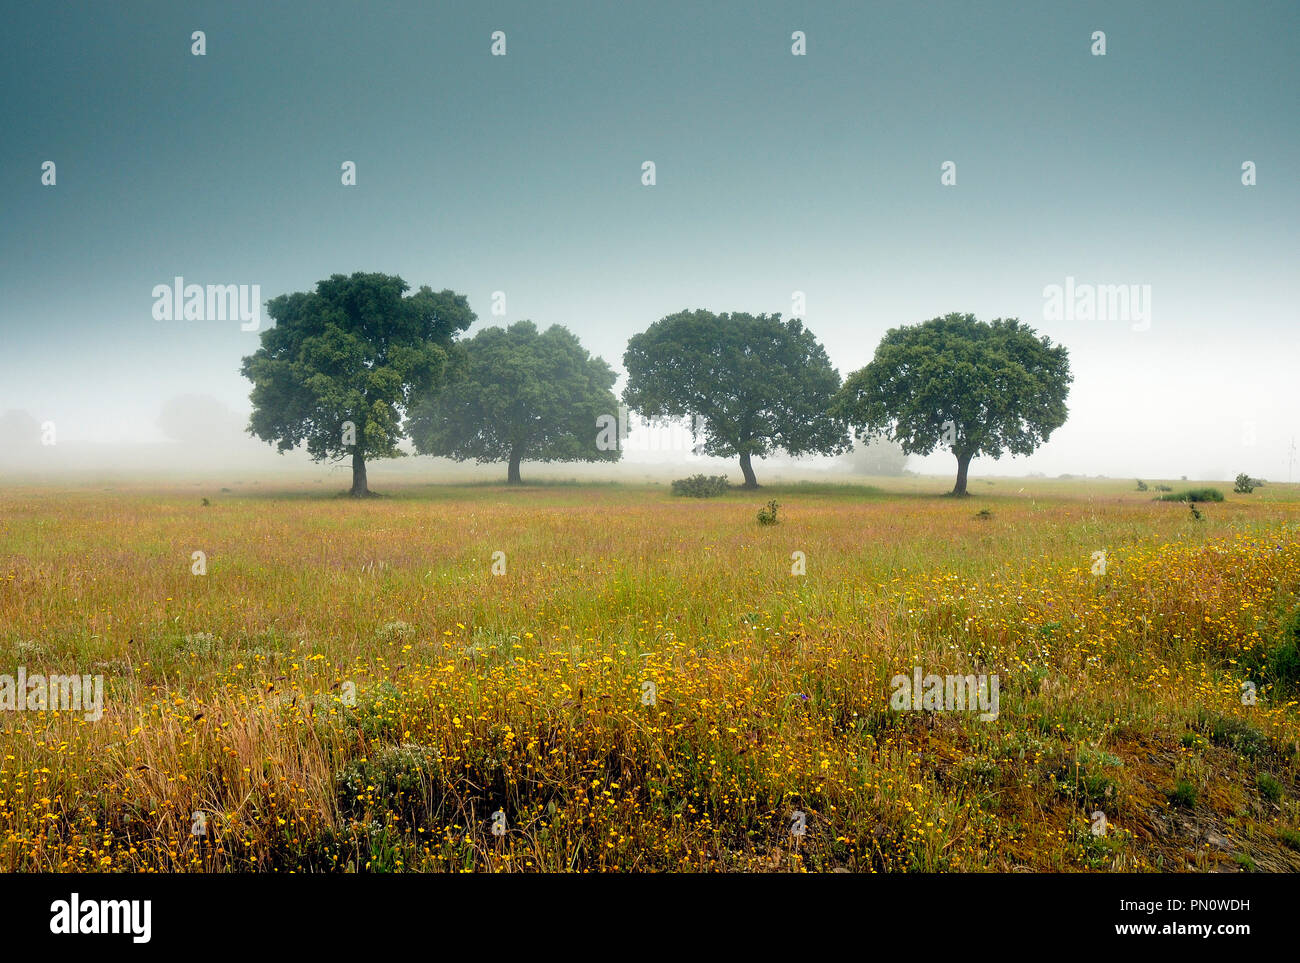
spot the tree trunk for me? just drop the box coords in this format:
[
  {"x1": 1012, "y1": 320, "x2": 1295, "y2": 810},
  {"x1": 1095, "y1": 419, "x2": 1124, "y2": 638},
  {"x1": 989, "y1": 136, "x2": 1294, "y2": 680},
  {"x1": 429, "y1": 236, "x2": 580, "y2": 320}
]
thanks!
[
  {"x1": 350, "y1": 444, "x2": 369, "y2": 497},
  {"x1": 739, "y1": 451, "x2": 759, "y2": 489},
  {"x1": 952, "y1": 451, "x2": 972, "y2": 496},
  {"x1": 507, "y1": 449, "x2": 522, "y2": 485}
]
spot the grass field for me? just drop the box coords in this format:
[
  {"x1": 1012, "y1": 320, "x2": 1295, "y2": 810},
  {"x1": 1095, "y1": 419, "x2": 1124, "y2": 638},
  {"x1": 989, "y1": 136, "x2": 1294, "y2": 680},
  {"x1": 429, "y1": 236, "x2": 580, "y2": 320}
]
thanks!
[{"x1": 2, "y1": 476, "x2": 1299, "y2": 872}]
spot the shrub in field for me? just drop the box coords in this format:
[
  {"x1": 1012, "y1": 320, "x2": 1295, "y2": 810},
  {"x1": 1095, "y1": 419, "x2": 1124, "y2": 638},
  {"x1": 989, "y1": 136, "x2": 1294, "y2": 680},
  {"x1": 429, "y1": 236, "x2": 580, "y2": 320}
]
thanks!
[
  {"x1": 1197, "y1": 710, "x2": 1267, "y2": 758},
  {"x1": 1157, "y1": 487, "x2": 1224, "y2": 503},
  {"x1": 337, "y1": 743, "x2": 444, "y2": 824},
  {"x1": 1257, "y1": 773, "x2": 1283, "y2": 802},
  {"x1": 178, "y1": 632, "x2": 223, "y2": 656},
  {"x1": 1234, "y1": 473, "x2": 1264, "y2": 494},
  {"x1": 756, "y1": 499, "x2": 780, "y2": 525},
  {"x1": 1168, "y1": 778, "x2": 1198, "y2": 808},
  {"x1": 1270, "y1": 609, "x2": 1300, "y2": 690},
  {"x1": 375, "y1": 620, "x2": 415, "y2": 644},
  {"x1": 14, "y1": 639, "x2": 48, "y2": 660},
  {"x1": 1049, "y1": 752, "x2": 1116, "y2": 808},
  {"x1": 1154, "y1": 484, "x2": 1173, "y2": 492},
  {"x1": 340, "y1": 680, "x2": 404, "y2": 739},
  {"x1": 1242, "y1": 607, "x2": 1300, "y2": 696},
  {"x1": 1135, "y1": 479, "x2": 1148, "y2": 491},
  {"x1": 670, "y1": 474, "x2": 730, "y2": 498}
]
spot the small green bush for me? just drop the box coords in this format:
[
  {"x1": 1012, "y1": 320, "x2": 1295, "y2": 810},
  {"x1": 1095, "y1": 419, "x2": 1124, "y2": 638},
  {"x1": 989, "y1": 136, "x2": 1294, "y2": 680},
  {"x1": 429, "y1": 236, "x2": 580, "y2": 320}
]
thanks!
[
  {"x1": 756, "y1": 499, "x2": 780, "y2": 525},
  {"x1": 671, "y1": 474, "x2": 730, "y2": 498},
  {"x1": 1168, "y1": 779, "x2": 1198, "y2": 808},
  {"x1": 178, "y1": 632, "x2": 223, "y2": 657},
  {"x1": 1052, "y1": 760, "x2": 1115, "y2": 808},
  {"x1": 1242, "y1": 607, "x2": 1300, "y2": 696},
  {"x1": 337, "y1": 743, "x2": 444, "y2": 823},
  {"x1": 1198, "y1": 710, "x2": 1266, "y2": 757},
  {"x1": 339, "y1": 680, "x2": 403, "y2": 739},
  {"x1": 1234, "y1": 473, "x2": 1264, "y2": 494},
  {"x1": 1135, "y1": 479, "x2": 1148, "y2": 492},
  {"x1": 1257, "y1": 772, "x2": 1283, "y2": 803},
  {"x1": 1157, "y1": 487, "x2": 1224, "y2": 503}
]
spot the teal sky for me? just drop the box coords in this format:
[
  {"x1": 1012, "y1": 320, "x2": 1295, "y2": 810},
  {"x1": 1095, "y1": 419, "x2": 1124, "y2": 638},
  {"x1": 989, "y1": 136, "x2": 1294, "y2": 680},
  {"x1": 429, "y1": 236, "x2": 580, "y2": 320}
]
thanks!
[{"x1": 2, "y1": 0, "x2": 1297, "y2": 480}]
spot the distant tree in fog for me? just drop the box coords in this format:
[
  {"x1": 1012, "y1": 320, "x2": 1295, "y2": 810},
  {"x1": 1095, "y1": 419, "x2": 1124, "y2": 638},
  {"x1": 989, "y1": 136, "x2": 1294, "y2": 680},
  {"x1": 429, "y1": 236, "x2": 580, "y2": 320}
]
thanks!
[
  {"x1": 406, "y1": 321, "x2": 620, "y2": 484},
  {"x1": 842, "y1": 435, "x2": 909, "y2": 476},
  {"x1": 0, "y1": 410, "x2": 41, "y2": 448},
  {"x1": 157, "y1": 394, "x2": 245, "y2": 446},
  {"x1": 0, "y1": 410, "x2": 41, "y2": 466}
]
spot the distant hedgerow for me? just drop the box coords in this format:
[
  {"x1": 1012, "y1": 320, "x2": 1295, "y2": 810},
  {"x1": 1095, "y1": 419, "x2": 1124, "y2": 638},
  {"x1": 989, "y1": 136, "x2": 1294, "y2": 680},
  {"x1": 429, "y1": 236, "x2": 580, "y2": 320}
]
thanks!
[
  {"x1": 671, "y1": 474, "x2": 730, "y2": 498},
  {"x1": 1157, "y1": 488, "x2": 1224, "y2": 503}
]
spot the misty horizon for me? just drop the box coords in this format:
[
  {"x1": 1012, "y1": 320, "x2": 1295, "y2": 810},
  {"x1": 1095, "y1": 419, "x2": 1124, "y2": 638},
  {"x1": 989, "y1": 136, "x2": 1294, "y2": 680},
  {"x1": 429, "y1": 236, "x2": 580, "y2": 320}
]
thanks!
[
  {"x1": 0, "y1": 387, "x2": 1288, "y2": 485},
  {"x1": 3, "y1": 1, "x2": 1297, "y2": 483}
]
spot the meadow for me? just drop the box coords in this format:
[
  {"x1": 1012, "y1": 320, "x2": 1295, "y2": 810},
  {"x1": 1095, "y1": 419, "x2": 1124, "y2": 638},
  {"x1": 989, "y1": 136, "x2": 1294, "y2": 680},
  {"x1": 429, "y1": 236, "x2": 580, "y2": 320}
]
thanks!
[{"x1": 2, "y1": 475, "x2": 1299, "y2": 872}]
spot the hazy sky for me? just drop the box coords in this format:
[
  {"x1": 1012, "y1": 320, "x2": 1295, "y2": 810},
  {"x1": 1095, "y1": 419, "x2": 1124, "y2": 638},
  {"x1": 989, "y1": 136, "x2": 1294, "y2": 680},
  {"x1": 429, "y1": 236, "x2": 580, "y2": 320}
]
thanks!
[{"x1": 2, "y1": 0, "x2": 1297, "y2": 481}]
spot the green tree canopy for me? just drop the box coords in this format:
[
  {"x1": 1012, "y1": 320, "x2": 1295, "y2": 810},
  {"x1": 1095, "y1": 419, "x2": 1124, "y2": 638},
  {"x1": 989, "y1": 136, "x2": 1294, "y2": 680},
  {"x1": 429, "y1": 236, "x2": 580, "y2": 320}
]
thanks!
[
  {"x1": 832, "y1": 313, "x2": 1072, "y2": 495},
  {"x1": 406, "y1": 321, "x2": 620, "y2": 484},
  {"x1": 240, "y1": 272, "x2": 474, "y2": 496},
  {"x1": 622, "y1": 309, "x2": 849, "y2": 488}
]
